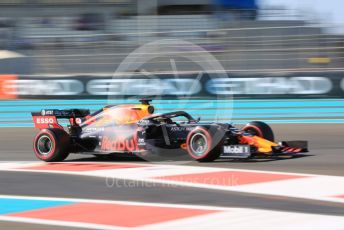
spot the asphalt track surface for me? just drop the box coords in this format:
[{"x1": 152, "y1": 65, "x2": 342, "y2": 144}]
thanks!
[
  {"x1": 1, "y1": 124, "x2": 343, "y2": 175},
  {"x1": 0, "y1": 124, "x2": 343, "y2": 229}
]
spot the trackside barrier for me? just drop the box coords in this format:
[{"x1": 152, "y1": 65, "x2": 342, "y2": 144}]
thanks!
[
  {"x1": 0, "y1": 72, "x2": 343, "y2": 99},
  {"x1": 0, "y1": 72, "x2": 343, "y2": 126},
  {"x1": 0, "y1": 99, "x2": 344, "y2": 127}
]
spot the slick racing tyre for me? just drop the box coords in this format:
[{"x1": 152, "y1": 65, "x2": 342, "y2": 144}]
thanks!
[
  {"x1": 242, "y1": 121, "x2": 274, "y2": 142},
  {"x1": 33, "y1": 128, "x2": 70, "y2": 162},
  {"x1": 186, "y1": 127, "x2": 222, "y2": 162}
]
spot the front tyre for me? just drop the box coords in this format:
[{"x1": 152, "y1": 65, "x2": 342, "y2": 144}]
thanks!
[
  {"x1": 33, "y1": 128, "x2": 70, "y2": 162},
  {"x1": 242, "y1": 121, "x2": 274, "y2": 142},
  {"x1": 186, "y1": 127, "x2": 222, "y2": 162}
]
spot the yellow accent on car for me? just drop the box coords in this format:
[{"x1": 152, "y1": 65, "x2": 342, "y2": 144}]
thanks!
[{"x1": 253, "y1": 136, "x2": 278, "y2": 153}]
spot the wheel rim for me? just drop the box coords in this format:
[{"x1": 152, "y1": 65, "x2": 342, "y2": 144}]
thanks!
[
  {"x1": 245, "y1": 128, "x2": 257, "y2": 135},
  {"x1": 37, "y1": 135, "x2": 53, "y2": 156},
  {"x1": 190, "y1": 133, "x2": 208, "y2": 156},
  {"x1": 244, "y1": 127, "x2": 261, "y2": 137}
]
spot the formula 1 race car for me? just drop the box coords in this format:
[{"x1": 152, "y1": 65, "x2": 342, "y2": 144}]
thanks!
[{"x1": 31, "y1": 100, "x2": 308, "y2": 162}]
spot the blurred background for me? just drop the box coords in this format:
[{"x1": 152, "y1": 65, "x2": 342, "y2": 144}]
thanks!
[
  {"x1": 0, "y1": 0, "x2": 343, "y2": 126},
  {"x1": 0, "y1": 0, "x2": 342, "y2": 75}
]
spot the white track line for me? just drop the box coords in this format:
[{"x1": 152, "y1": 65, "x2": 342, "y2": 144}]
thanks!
[
  {"x1": 0, "y1": 195, "x2": 344, "y2": 230},
  {"x1": 0, "y1": 162, "x2": 344, "y2": 204}
]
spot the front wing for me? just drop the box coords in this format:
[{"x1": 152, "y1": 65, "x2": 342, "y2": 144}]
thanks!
[{"x1": 220, "y1": 141, "x2": 308, "y2": 159}]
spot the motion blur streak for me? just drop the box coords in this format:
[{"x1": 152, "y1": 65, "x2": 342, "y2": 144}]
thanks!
[{"x1": 0, "y1": 99, "x2": 343, "y2": 127}]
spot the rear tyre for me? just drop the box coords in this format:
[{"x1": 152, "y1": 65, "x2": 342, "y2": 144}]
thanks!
[
  {"x1": 33, "y1": 128, "x2": 70, "y2": 162},
  {"x1": 186, "y1": 127, "x2": 223, "y2": 162},
  {"x1": 242, "y1": 121, "x2": 274, "y2": 142}
]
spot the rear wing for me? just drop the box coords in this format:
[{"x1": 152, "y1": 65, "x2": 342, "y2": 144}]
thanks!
[{"x1": 31, "y1": 109, "x2": 90, "y2": 129}]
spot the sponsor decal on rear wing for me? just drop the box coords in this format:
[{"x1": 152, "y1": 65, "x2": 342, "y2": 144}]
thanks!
[
  {"x1": 31, "y1": 114, "x2": 61, "y2": 129},
  {"x1": 31, "y1": 109, "x2": 90, "y2": 129}
]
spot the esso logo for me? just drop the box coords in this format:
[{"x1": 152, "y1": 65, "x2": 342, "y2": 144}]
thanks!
[{"x1": 36, "y1": 117, "x2": 54, "y2": 124}]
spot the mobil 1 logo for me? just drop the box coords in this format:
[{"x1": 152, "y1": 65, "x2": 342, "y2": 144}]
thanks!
[{"x1": 222, "y1": 145, "x2": 251, "y2": 158}]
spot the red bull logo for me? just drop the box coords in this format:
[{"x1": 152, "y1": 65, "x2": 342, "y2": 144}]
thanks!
[{"x1": 100, "y1": 136, "x2": 140, "y2": 152}]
